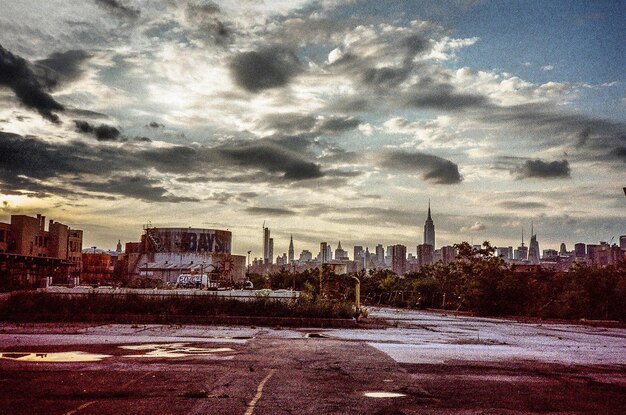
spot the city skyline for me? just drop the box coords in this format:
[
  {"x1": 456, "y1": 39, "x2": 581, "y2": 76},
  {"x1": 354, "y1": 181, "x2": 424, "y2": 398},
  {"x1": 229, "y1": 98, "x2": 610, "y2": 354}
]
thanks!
[{"x1": 0, "y1": 1, "x2": 625, "y2": 256}]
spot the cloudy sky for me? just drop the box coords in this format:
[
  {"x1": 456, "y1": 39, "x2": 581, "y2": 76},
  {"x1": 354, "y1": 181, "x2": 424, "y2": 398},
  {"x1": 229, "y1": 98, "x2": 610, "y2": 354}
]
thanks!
[{"x1": 0, "y1": 0, "x2": 625, "y2": 258}]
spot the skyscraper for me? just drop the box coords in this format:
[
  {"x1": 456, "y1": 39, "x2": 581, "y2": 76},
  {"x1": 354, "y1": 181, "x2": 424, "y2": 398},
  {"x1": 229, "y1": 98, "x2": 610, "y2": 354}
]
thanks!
[
  {"x1": 288, "y1": 235, "x2": 294, "y2": 264},
  {"x1": 335, "y1": 241, "x2": 348, "y2": 260},
  {"x1": 423, "y1": 200, "x2": 435, "y2": 248},
  {"x1": 416, "y1": 244, "x2": 434, "y2": 267},
  {"x1": 514, "y1": 228, "x2": 528, "y2": 260},
  {"x1": 528, "y1": 224, "x2": 540, "y2": 264},
  {"x1": 263, "y1": 224, "x2": 270, "y2": 264},
  {"x1": 320, "y1": 242, "x2": 329, "y2": 263},
  {"x1": 375, "y1": 244, "x2": 385, "y2": 265},
  {"x1": 391, "y1": 244, "x2": 407, "y2": 275},
  {"x1": 268, "y1": 238, "x2": 274, "y2": 265}
]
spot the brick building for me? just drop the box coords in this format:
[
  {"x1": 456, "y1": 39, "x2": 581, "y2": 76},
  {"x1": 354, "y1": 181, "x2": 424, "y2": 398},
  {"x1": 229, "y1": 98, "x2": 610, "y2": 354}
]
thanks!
[{"x1": 0, "y1": 214, "x2": 83, "y2": 289}]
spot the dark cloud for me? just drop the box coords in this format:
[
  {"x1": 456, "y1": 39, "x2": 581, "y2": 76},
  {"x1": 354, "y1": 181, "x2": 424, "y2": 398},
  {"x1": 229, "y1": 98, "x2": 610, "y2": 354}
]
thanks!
[
  {"x1": 146, "y1": 121, "x2": 164, "y2": 128},
  {"x1": 516, "y1": 159, "x2": 571, "y2": 179},
  {"x1": 230, "y1": 46, "x2": 301, "y2": 92},
  {"x1": 405, "y1": 82, "x2": 489, "y2": 111},
  {"x1": 316, "y1": 116, "x2": 360, "y2": 134},
  {"x1": 329, "y1": 33, "x2": 431, "y2": 90},
  {"x1": 94, "y1": 124, "x2": 120, "y2": 141},
  {"x1": 75, "y1": 176, "x2": 198, "y2": 202},
  {"x1": 35, "y1": 50, "x2": 92, "y2": 89},
  {"x1": 255, "y1": 114, "x2": 360, "y2": 140},
  {"x1": 94, "y1": 0, "x2": 140, "y2": 19},
  {"x1": 74, "y1": 120, "x2": 120, "y2": 141},
  {"x1": 379, "y1": 150, "x2": 462, "y2": 184},
  {"x1": 480, "y1": 104, "x2": 626, "y2": 156},
  {"x1": 498, "y1": 201, "x2": 548, "y2": 210},
  {"x1": 256, "y1": 113, "x2": 317, "y2": 135},
  {"x1": 0, "y1": 44, "x2": 64, "y2": 123},
  {"x1": 185, "y1": 2, "x2": 232, "y2": 44},
  {"x1": 245, "y1": 207, "x2": 297, "y2": 216},
  {"x1": 610, "y1": 147, "x2": 626, "y2": 162},
  {"x1": 216, "y1": 141, "x2": 324, "y2": 181},
  {"x1": 404, "y1": 34, "x2": 431, "y2": 56},
  {"x1": 363, "y1": 66, "x2": 411, "y2": 88},
  {"x1": 0, "y1": 132, "x2": 331, "y2": 201}
]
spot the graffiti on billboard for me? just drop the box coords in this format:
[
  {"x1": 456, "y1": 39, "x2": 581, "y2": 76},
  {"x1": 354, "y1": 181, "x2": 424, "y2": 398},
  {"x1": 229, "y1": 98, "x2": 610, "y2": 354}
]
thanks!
[
  {"x1": 146, "y1": 228, "x2": 231, "y2": 254},
  {"x1": 179, "y1": 231, "x2": 230, "y2": 253}
]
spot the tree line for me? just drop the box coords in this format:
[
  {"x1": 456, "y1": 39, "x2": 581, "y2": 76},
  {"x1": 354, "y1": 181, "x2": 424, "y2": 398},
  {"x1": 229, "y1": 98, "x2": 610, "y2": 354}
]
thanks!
[{"x1": 251, "y1": 242, "x2": 626, "y2": 322}]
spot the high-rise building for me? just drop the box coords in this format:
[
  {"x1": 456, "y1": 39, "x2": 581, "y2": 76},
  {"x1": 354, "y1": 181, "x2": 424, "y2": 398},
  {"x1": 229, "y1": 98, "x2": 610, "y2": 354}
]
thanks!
[
  {"x1": 416, "y1": 244, "x2": 434, "y2": 267},
  {"x1": 375, "y1": 244, "x2": 385, "y2": 265},
  {"x1": 423, "y1": 200, "x2": 435, "y2": 248},
  {"x1": 299, "y1": 250, "x2": 312, "y2": 263},
  {"x1": 116, "y1": 240, "x2": 122, "y2": 253},
  {"x1": 263, "y1": 225, "x2": 270, "y2": 264},
  {"x1": 574, "y1": 243, "x2": 586, "y2": 258},
  {"x1": 320, "y1": 242, "x2": 329, "y2": 263},
  {"x1": 288, "y1": 235, "x2": 294, "y2": 264},
  {"x1": 385, "y1": 245, "x2": 393, "y2": 265},
  {"x1": 496, "y1": 246, "x2": 513, "y2": 260},
  {"x1": 268, "y1": 238, "x2": 274, "y2": 264},
  {"x1": 514, "y1": 228, "x2": 528, "y2": 260},
  {"x1": 542, "y1": 249, "x2": 558, "y2": 260},
  {"x1": 353, "y1": 245, "x2": 364, "y2": 262},
  {"x1": 391, "y1": 244, "x2": 407, "y2": 275},
  {"x1": 620, "y1": 236, "x2": 626, "y2": 251},
  {"x1": 441, "y1": 246, "x2": 456, "y2": 265},
  {"x1": 559, "y1": 243, "x2": 567, "y2": 254},
  {"x1": 528, "y1": 224, "x2": 540, "y2": 264},
  {"x1": 335, "y1": 241, "x2": 348, "y2": 260}
]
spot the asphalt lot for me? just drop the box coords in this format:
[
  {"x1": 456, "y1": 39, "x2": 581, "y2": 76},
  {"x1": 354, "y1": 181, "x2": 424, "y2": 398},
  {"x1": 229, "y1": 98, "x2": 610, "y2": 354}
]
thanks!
[{"x1": 1, "y1": 308, "x2": 625, "y2": 414}]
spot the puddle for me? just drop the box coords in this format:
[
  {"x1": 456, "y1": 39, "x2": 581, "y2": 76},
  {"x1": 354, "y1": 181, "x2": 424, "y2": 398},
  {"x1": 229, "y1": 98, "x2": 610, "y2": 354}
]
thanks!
[
  {"x1": 305, "y1": 333, "x2": 330, "y2": 338},
  {"x1": 364, "y1": 392, "x2": 407, "y2": 398},
  {"x1": 0, "y1": 351, "x2": 110, "y2": 362},
  {"x1": 119, "y1": 343, "x2": 235, "y2": 358}
]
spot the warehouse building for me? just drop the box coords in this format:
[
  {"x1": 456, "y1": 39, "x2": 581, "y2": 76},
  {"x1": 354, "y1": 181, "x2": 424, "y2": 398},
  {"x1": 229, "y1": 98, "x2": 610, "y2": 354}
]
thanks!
[
  {"x1": 0, "y1": 214, "x2": 83, "y2": 289},
  {"x1": 124, "y1": 225, "x2": 246, "y2": 286}
]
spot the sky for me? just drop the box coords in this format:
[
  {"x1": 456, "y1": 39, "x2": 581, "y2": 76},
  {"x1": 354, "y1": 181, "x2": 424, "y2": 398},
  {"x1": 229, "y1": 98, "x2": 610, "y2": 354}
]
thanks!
[{"x1": 0, "y1": 0, "x2": 625, "y2": 259}]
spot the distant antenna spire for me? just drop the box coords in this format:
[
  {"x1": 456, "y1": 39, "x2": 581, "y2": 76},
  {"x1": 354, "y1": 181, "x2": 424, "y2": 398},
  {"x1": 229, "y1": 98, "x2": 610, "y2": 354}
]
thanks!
[
  {"x1": 427, "y1": 199, "x2": 432, "y2": 220},
  {"x1": 531, "y1": 221, "x2": 534, "y2": 237},
  {"x1": 521, "y1": 227, "x2": 525, "y2": 247}
]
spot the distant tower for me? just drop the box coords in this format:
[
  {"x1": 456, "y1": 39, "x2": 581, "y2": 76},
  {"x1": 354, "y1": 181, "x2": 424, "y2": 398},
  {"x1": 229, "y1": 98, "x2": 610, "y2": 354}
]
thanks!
[
  {"x1": 269, "y1": 238, "x2": 274, "y2": 264},
  {"x1": 528, "y1": 223, "x2": 540, "y2": 264},
  {"x1": 320, "y1": 242, "x2": 329, "y2": 263},
  {"x1": 423, "y1": 200, "x2": 435, "y2": 248},
  {"x1": 514, "y1": 228, "x2": 528, "y2": 260},
  {"x1": 335, "y1": 241, "x2": 348, "y2": 260},
  {"x1": 288, "y1": 235, "x2": 295, "y2": 264},
  {"x1": 559, "y1": 243, "x2": 567, "y2": 254},
  {"x1": 263, "y1": 223, "x2": 271, "y2": 264},
  {"x1": 116, "y1": 239, "x2": 122, "y2": 253}
]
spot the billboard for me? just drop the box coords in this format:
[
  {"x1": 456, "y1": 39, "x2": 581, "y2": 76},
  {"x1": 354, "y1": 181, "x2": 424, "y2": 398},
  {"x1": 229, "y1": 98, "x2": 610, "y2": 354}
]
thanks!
[{"x1": 145, "y1": 228, "x2": 231, "y2": 254}]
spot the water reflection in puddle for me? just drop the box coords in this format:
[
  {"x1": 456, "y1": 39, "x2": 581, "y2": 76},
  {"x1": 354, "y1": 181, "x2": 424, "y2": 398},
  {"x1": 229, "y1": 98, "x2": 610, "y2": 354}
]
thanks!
[
  {"x1": 0, "y1": 351, "x2": 110, "y2": 362},
  {"x1": 364, "y1": 392, "x2": 407, "y2": 398},
  {"x1": 119, "y1": 343, "x2": 235, "y2": 358}
]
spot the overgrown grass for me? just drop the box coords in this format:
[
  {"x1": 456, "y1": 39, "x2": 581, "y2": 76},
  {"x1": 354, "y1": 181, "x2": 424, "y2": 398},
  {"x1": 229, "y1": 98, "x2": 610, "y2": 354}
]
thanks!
[{"x1": 0, "y1": 291, "x2": 353, "y2": 321}]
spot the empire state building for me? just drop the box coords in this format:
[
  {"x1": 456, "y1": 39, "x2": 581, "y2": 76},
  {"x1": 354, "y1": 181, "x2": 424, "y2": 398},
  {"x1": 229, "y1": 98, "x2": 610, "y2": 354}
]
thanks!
[{"x1": 423, "y1": 201, "x2": 435, "y2": 247}]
